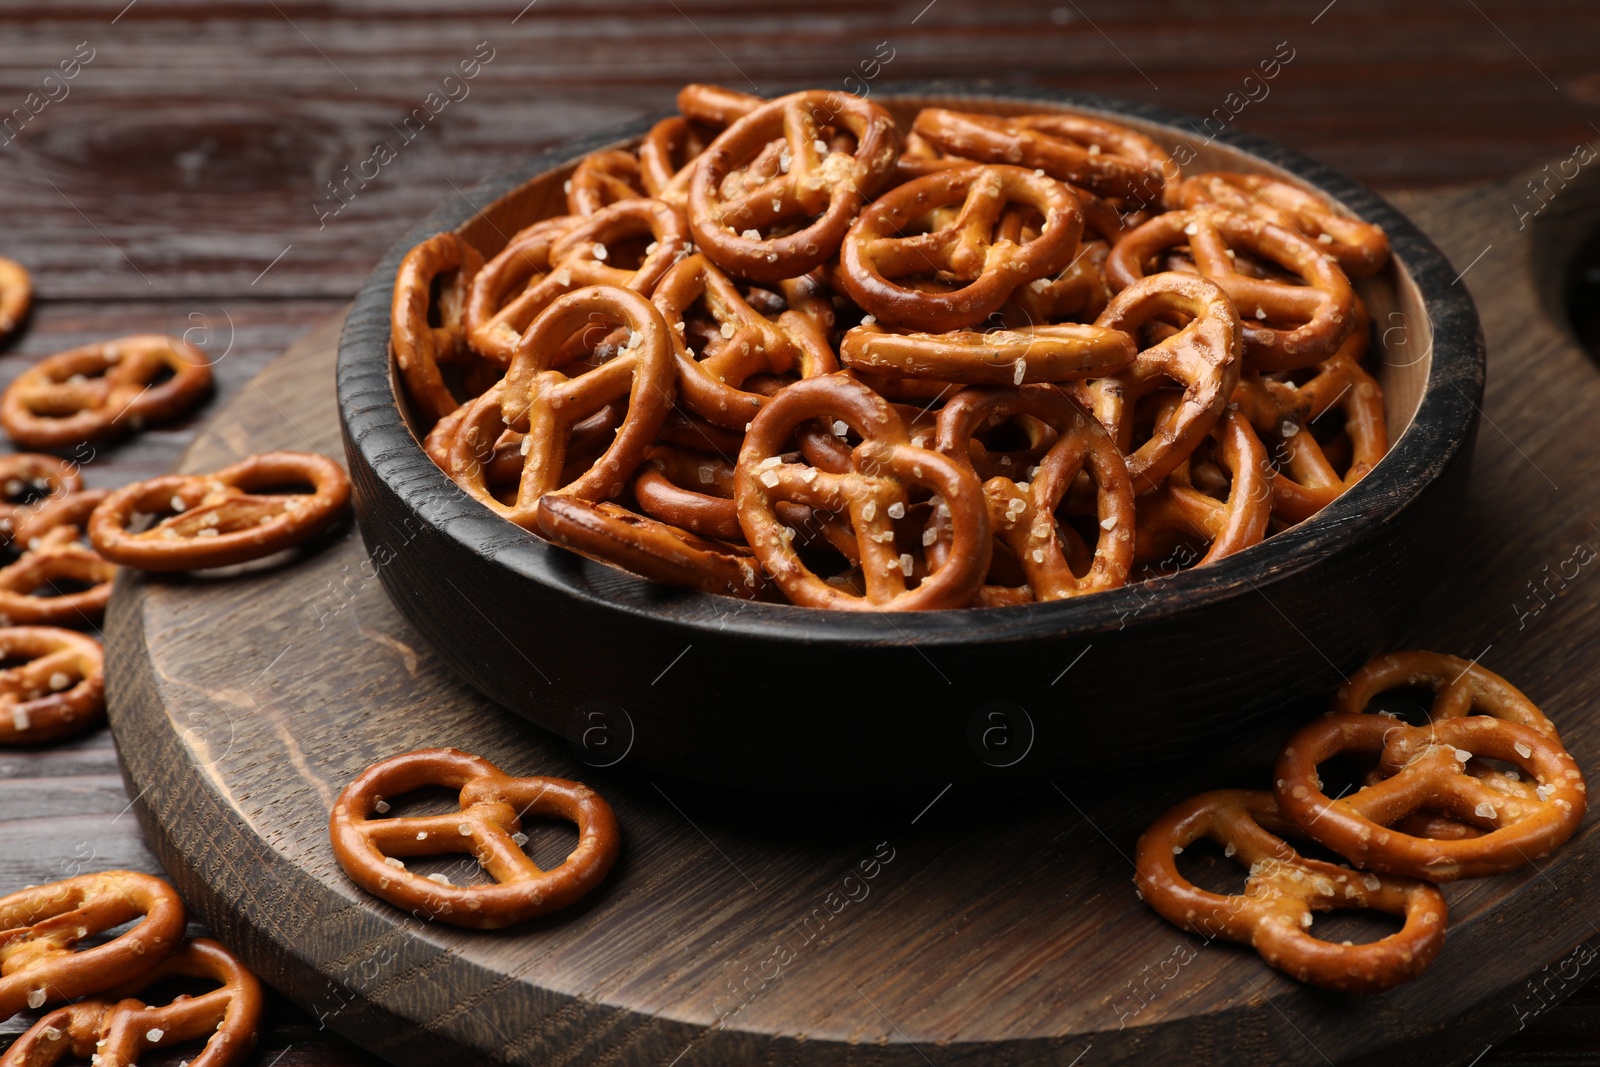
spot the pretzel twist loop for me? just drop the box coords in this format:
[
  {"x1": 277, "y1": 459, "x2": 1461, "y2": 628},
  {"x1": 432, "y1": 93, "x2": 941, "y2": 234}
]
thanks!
[
  {"x1": 0, "y1": 627, "x2": 104, "y2": 745},
  {"x1": 329, "y1": 747, "x2": 621, "y2": 929},
  {"x1": 0, "y1": 871, "x2": 185, "y2": 1018},
  {"x1": 1135, "y1": 789, "x2": 1448, "y2": 994},
  {"x1": 88, "y1": 452, "x2": 351, "y2": 571}
]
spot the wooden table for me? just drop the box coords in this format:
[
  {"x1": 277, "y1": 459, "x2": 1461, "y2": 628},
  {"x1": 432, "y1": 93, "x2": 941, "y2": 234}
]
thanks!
[{"x1": 3, "y1": 2, "x2": 1600, "y2": 1063}]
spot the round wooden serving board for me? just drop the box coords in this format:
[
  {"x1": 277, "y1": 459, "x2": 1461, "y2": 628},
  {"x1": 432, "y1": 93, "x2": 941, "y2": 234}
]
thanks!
[{"x1": 108, "y1": 167, "x2": 1600, "y2": 1067}]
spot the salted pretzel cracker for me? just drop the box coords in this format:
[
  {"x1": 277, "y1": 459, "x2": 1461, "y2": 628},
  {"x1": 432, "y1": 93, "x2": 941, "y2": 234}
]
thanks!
[
  {"x1": 935, "y1": 384, "x2": 1134, "y2": 600},
  {"x1": 0, "y1": 523, "x2": 116, "y2": 627},
  {"x1": 1274, "y1": 708, "x2": 1587, "y2": 881},
  {"x1": 839, "y1": 164, "x2": 1084, "y2": 332},
  {"x1": 735, "y1": 373, "x2": 990, "y2": 610},
  {"x1": 567, "y1": 149, "x2": 645, "y2": 216},
  {"x1": 0, "y1": 455, "x2": 82, "y2": 545},
  {"x1": 0, "y1": 871, "x2": 185, "y2": 1018},
  {"x1": 451, "y1": 286, "x2": 675, "y2": 527},
  {"x1": 1, "y1": 336, "x2": 213, "y2": 449},
  {"x1": 462, "y1": 215, "x2": 579, "y2": 363},
  {"x1": 537, "y1": 495, "x2": 768, "y2": 599},
  {"x1": 677, "y1": 83, "x2": 764, "y2": 129},
  {"x1": 0, "y1": 256, "x2": 31, "y2": 342},
  {"x1": 0, "y1": 627, "x2": 104, "y2": 745},
  {"x1": 329, "y1": 747, "x2": 620, "y2": 929},
  {"x1": 653, "y1": 254, "x2": 838, "y2": 429},
  {"x1": 640, "y1": 86, "x2": 762, "y2": 209},
  {"x1": 1135, "y1": 789, "x2": 1447, "y2": 994},
  {"x1": 1177, "y1": 171, "x2": 1390, "y2": 279},
  {"x1": 1072, "y1": 272, "x2": 1242, "y2": 494},
  {"x1": 1135, "y1": 409, "x2": 1270, "y2": 567},
  {"x1": 390, "y1": 232, "x2": 484, "y2": 424},
  {"x1": 0, "y1": 937, "x2": 263, "y2": 1067},
  {"x1": 1107, "y1": 208, "x2": 1355, "y2": 371},
  {"x1": 839, "y1": 320, "x2": 1134, "y2": 385},
  {"x1": 689, "y1": 89, "x2": 901, "y2": 283},
  {"x1": 88, "y1": 451, "x2": 351, "y2": 571},
  {"x1": 912, "y1": 108, "x2": 1175, "y2": 207}
]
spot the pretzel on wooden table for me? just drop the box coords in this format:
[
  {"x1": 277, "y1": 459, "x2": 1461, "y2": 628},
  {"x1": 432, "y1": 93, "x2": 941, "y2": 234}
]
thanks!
[
  {"x1": 0, "y1": 627, "x2": 104, "y2": 745},
  {"x1": 1177, "y1": 171, "x2": 1391, "y2": 279},
  {"x1": 1135, "y1": 789, "x2": 1448, "y2": 994},
  {"x1": 88, "y1": 451, "x2": 351, "y2": 571},
  {"x1": 0, "y1": 522, "x2": 116, "y2": 627},
  {"x1": 389, "y1": 232, "x2": 485, "y2": 425},
  {"x1": 0, "y1": 871, "x2": 185, "y2": 1018},
  {"x1": 450, "y1": 286, "x2": 676, "y2": 528},
  {"x1": 0, "y1": 937, "x2": 262, "y2": 1067},
  {"x1": 0, "y1": 455, "x2": 82, "y2": 546},
  {"x1": 838, "y1": 164, "x2": 1084, "y2": 332},
  {"x1": 935, "y1": 383, "x2": 1134, "y2": 602},
  {"x1": 1106, "y1": 208, "x2": 1355, "y2": 371},
  {"x1": 734, "y1": 373, "x2": 990, "y2": 610},
  {"x1": 688, "y1": 89, "x2": 902, "y2": 283},
  {"x1": 0, "y1": 335, "x2": 213, "y2": 449},
  {"x1": 329, "y1": 747, "x2": 620, "y2": 929},
  {"x1": 1274, "y1": 704, "x2": 1587, "y2": 881},
  {"x1": 1070, "y1": 272, "x2": 1242, "y2": 495},
  {"x1": 0, "y1": 256, "x2": 31, "y2": 341},
  {"x1": 911, "y1": 108, "x2": 1175, "y2": 209}
]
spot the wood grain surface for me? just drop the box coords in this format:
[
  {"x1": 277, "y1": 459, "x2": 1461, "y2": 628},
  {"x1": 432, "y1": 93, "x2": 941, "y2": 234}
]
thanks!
[{"x1": 5, "y1": 1, "x2": 1600, "y2": 1064}]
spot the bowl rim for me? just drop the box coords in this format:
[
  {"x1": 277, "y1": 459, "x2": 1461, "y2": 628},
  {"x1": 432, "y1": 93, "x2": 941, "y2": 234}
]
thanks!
[{"x1": 337, "y1": 78, "x2": 1485, "y2": 647}]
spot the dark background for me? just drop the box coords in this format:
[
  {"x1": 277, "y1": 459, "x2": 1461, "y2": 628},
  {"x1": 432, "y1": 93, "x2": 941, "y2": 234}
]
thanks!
[{"x1": 2, "y1": 1, "x2": 1599, "y2": 1063}]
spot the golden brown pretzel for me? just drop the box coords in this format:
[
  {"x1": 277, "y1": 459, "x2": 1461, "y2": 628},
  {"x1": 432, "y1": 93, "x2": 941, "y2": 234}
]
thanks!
[
  {"x1": 566, "y1": 149, "x2": 646, "y2": 216},
  {"x1": 391, "y1": 232, "x2": 485, "y2": 424},
  {"x1": 912, "y1": 108, "x2": 1175, "y2": 207},
  {"x1": 462, "y1": 215, "x2": 581, "y2": 364},
  {"x1": 935, "y1": 384, "x2": 1134, "y2": 600},
  {"x1": 1134, "y1": 409, "x2": 1271, "y2": 567},
  {"x1": 0, "y1": 938, "x2": 263, "y2": 1067},
  {"x1": 0, "y1": 523, "x2": 116, "y2": 627},
  {"x1": 1237, "y1": 313, "x2": 1387, "y2": 523},
  {"x1": 1072, "y1": 272, "x2": 1242, "y2": 494},
  {"x1": 88, "y1": 451, "x2": 351, "y2": 571},
  {"x1": 1134, "y1": 789, "x2": 1448, "y2": 994},
  {"x1": 838, "y1": 164, "x2": 1084, "y2": 332},
  {"x1": 537, "y1": 495, "x2": 768, "y2": 599},
  {"x1": 652, "y1": 254, "x2": 838, "y2": 429},
  {"x1": 0, "y1": 871, "x2": 185, "y2": 1018},
  {"x1": 735, "y1": 373, "x2": 990, "y2": 610},
  {"x1": 1177, "y1": 171, "x2": 1390, "y2": 279},
  {"x1": 839, "y1": 320, "x2": 1134, "y2": 385},
  {"x1": 329, "y1": 747, "x2": 621, "y2": 929},
  {"x1": 8, "y1": 488, "x2": 108, "y2": 552},
  {"x1": 465, "y1": 199, "x2": 687, "y2": 366},
  {"x1": 0, "y1": 626, "x2": 104, "y2": 745},
  {"x1": 632, "y1": 446, "x2": 742, "y2": 539},
  {"x1": 0, "y1": 336, "x2": 213, "y2": 449},
  {"x1": 676, "y1": 83, "x2": 764, "y2": 129},
  {"x1": 0, "y1": 455, "x2": 82, "y2": 545},
  {"x1": 1106, "y1": 208, "x2": 1356, "y2": 371},
  {"x1": 0, "y1": 256, "x2": 32, "y2": 342},
  {"x1": 688, "y1": 89, "x2": 901, "y2": 283},
  {"x1": 1274, "y1": 710, "x2": 1587, "y2": 881},
  {"x1": 450, "y1": 286, "x2": 676, "y2": 526}
]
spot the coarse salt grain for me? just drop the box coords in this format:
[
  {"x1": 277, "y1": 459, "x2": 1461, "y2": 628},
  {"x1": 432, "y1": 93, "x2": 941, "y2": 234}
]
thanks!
[
  {"x1": 1453, "y1": 747, "x2": 1472, "y2": 763},
  {"x1": 27, "y1": 988, "x2": 45, "y2": 1009},
  {"x1": 922, "y1": 528, "x2": 937, "y2": 546},
  {"x1": 1515, "y1": 741, "x2": 1533, "y2": 758},
  {"x1": 428, "y1": 873, "x2": 452, "y2": 886},
  {"x1": 147, "y1": 1029, "x2": 165, "y2": 1043},
  {"x1": 170, "y1": 495, "x2": 187, "y2": 512},
  {"x1": 382, "y1": 857, "x2": 403, "y2": 870},
  {"x1": 1280, "y1": 420, "x2": 1299, "y2": 438},
  {"x1": 645, "y1": 241, "x2": 659, "y2": 255},
  {"x1": 887, "y1": 502, "x2": 905, "y2": 519},
  {"x1": 1183, "y1": 222, "x2": 1199, "y2": 236},
  {"x1": 758, "y1": 455, "x2": 782, "y2": 469},
  {"x1": 12, "y1": 708, "x2": 29, "y2": 731},
  {"x1": 1255, "y1": 307, "x2": 1267, "y2": 320},
  {"x1": 1100, "y1": 516, "x2": 1117, "y2": 531},
  {"x1": 1317, "y1": 233, "x2": 1334, "y2": 244},
  {"x1": 1538, "y1": 784, "x2": 1554, "y2": 801},
  {"x1": 721, "y1": 322, "x2": 737, "y2": 339},
  {"x1": 698, "y1": 465, "x2": 715, "y2": 484},
  {"x1": 1474, "y1": 801, "x2": 1497, "y2": 819},
  {"x1": 512, "y1": 832, "x2": 529, "y2": 846},
  {"x1": 415, "y1": 831, "x2": 428, "y2": 840},
  {"x1": 861, "y1": 501, "x2": 877, "y2": 521},
  {"x1": 760, "y1": 470, "x2": 780, "y2": 488},
  {"x1": 48, "y1": 672, "x2": 70, "y2": 691},
  {"x1": 741, "y1": 228, "x2": 762, "y2": 240},
  {"x1": 860, "y1": 314, "x2": 876, "y2": 325},
  {"x1": 458, "y1": 823, "x2": 472, "y2": 836},
  {"x1": 374, "y1": 800, "x2": 390, "y2": 813},
  {"x1": 832, "y1": 420, "x2": 849, "y2": 436},
  {"x1": 898, "y1": 552, "x2": 914, "y2": 574},
  {"x1": 592, "y1": 243, "x2": 608, "y2": 261}
]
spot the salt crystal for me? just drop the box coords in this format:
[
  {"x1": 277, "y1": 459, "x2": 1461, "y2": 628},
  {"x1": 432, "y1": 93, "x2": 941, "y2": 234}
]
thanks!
[
  {"x1": 1013, "y1": 361, "x2": 1026, "y2": 385},
  {"x1": 48, "y1": 672, "x2": 70, "y2": 691},
  {"x1": 887, "y1": 502, "x2": 905, "y2": 519},
  {"x1": 1515, "y1": 741, "x2": 1532, "y2": 759},
  {"x1": 428, "y1": 873, "x2": 452, "y2": 886},
  {"x1": 860, "y1": 314, "x2": 876, "y2": 325},
  {"x1": 415, "y1": 831, "x2": 428, "y2": 840},
  {"x1": 741, "y1": 229, "x2": 762, "y2": 240},
  {"x1": 147, "y1": 1029, "x2": 165, "y2": 1043},
  {"x1": 1183, "y1": 222, "x2": 1199, "y2": 236},
  {"x1": 1474, "y1": 801, "x2": 1497, "y2": 820},
  {"x1": 1452, "y1": 748, "x2": 1472, "y2": 763},
  {"x1": 458, "y1": 823, "x2": 472, "y2": 836},
  {"x1": 760, "y1": 470, "x2": 780, "y2": 488},
  {"x1": 698, "y1": 465, "x2": 715, "y2": 484},
  {"x1": 861, "y1": 501, "x2": 877, "y2": 521},
  {"x1": 922, "y1": 528, "x2": 937, "y2": 546},
  {"x1": 592, "y1": 243, "x2": 608, "y2": 261},
  {"x1": 720, "y1": 322, "x2": 736, "y2": 339},
  {"x1": 27, "y1": 988, "x2": 45, "y2": 1009},
  {"x1": 12, "y1": 708, "x2": 29, "y2": 731},
  {"x1": 384, "y1": 857, "x2": 405, "y2": 869},
  {"x1": 512, "y1": 832, "x2": 529, "y2": 846},
  {"x1": 1100, "y1": 516, "x2": 1117, "y2": 531},
  {"x1": 898, "y1": 552, "x2": 914, "y2": 575},
  {"x1": 170, "y1": 495, "x2": 187, "y2": 513},
  {"x1": 1538, "y1": 785, "x2": 1554, "y2": 801},
  {"x1": 832, "y1": 421, "x2": 849, "y2": 436}
]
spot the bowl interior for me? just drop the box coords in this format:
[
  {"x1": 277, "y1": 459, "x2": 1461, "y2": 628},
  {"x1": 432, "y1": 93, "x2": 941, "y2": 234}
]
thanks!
[
  {"x1": 424, "y1": 94, "x2": 1431, "y2": 454},
  {"x1": 360, "y1": 86, "x2": 1468, "y2": 644}
]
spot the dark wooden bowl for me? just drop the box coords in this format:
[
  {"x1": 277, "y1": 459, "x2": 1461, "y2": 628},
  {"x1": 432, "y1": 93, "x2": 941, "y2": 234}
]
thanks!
[{"x1": 337, "y1": 82, "x2": 1484, "y2": 798}]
